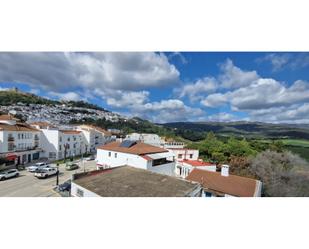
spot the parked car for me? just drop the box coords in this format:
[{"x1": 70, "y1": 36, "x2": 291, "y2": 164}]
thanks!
[
  {"x1": 27, "y1": 162, "x2": 49, "y2": 172},
  {"x1": 34, "y1": 167, "x2": 58, "y2": 179},
  {"x1": 85, "y1": 155, "x2": 96, "y2": 161},
  {"x1": 65, "y1": 163, "x2": 79, "y2": 171},
  {"x1": 0, "y1": 169, "x2": 19, "y2": 181},
  {"x1": 58, "y1": 180, "x2": 71, "y2": 192}
]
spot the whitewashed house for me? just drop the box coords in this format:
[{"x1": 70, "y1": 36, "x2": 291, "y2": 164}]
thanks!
[
  {"x1": 96, "y1": 140, "x2": 176, "y2": 176},
  {"x1": 76, "y1": 125, "x2": 115, "y2": 153},
  {"x1": 30, "y1": 122, "x2": 86, "y2": 160},
  {"x1": 125, "y1": 133, "x2": 164, "y2": 147},
  {"x1": 168, "y1": 148, "x2": 216, "y2": 178},
  {"x1": 0, "y1": 115, "x2": 42, "y2": 166}
]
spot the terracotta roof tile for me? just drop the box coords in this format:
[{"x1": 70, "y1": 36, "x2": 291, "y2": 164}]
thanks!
[
  {"x1": 79, "y1": 125, "x2": 112, "y2": 136},
  {"x1": 0, "y1": 114, "x2": 19, "y2": 121},
  {"x1": 181, "y1": 160, "x2": 215, "y2": 167},
  {"x1": 186, "y1": 168, "x2": 259, "y2": 197},
  {"x1": 0, "y1": 123, "x2": 40, "y2": 132},
  {"x1": 29, "y1": 121, "x2": 56, "y2": 128},
  {"x1": 60, "y1": 130, "x2": 82, "y2": 135}
]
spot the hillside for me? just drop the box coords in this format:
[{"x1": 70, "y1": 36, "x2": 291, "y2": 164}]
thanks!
[
  {"x1": 163, "y1": 121, "x2": 309, "y2": 140},
  {"x1": 0, "y1": 89, "x2": 106, "y2": 111}
]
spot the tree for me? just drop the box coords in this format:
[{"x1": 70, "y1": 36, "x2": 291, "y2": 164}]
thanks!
[
  {"x1": 250, "y1": 150, "x2": 309, "y2": 197},
  {"x1": 229, "y1": 155, "x2": 255, "y2": 178}
]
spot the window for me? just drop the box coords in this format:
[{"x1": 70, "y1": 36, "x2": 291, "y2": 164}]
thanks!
[
  {"x1": 115, "y1": 153, "x2": 117, "y2": 158},
  {"x1": 8, "y1": 142, "x2": 14, "y2": 151},
  {"x1": 178, "y1": 154, "x2": 183, "y2": 159},
  {"x1": 49, "y1": 152, "x2": 56, "y2": 159},
  {"x1": 67, "y1": 137, "x2": 70, "y2": 142},
  {"x1": 59, "y1": 145, "x2": 62, "y2": 151},
  {"x1": 189, "y1": 154, "x2": 193, "y2": 159},
  {"x1": 108, "y1": 152, "x2": 111, "y2": 157},
  {"x1": 76, "y1": 188, "x2": 84, "y2": 197},
  {"x1": 59, "y1": 137, "x2": 62, "y2": 142}
]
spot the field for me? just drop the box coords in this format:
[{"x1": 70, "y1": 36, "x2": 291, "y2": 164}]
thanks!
[
  {"x1": 258, "y1": 139, "x2": 309, "y2": 162},
  {"x1": 280, "y1": 139, "x2": 309, "y2": 147}
]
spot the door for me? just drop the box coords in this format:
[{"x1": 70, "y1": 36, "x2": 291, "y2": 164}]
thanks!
[
  {"x1": 7, "y1": 170, "x2": 15, "y2": 178},
  {"x1": 28, "y1": 154, "x2": 31, "y2": 162}
]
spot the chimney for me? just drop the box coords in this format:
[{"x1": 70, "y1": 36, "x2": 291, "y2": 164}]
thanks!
[{"x1": 221, "y1": 164, "x2": 229, "y2": 177}]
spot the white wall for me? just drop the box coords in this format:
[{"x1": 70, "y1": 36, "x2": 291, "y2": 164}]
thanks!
[
  {"x1": 0, "y1": 131, "x2": 5, "y2": 153},
  {"x1": 97, "y1": 149, "x2": 176, "y2": 176},
  {"x1": 40, "y1": 129, "x2": 59, "y2": 159},
  {"x1": 0, "y1": 131, "x2": 4, "y2": 153},
  {"x1": 78, "y1": 127, "x2": 115, "y2": 153},
  {"x1": 71, "y1": 182, "x2": 100, "y2": 197},
  {"x1": 0, "y1": 130, "x2": 40, "y2": 153},
  {"x1": 125, "y1": 133, "x2": 163, "y2": 147},
  {"x1": 170, "y1": 149, "x2": 199, "y2": 161},
  {"x1": 148, "y1": 162, "x2": 175, "y2": 176},
  {"x1": 97, "y1": 149, "x2": 148, "y2": 169}
]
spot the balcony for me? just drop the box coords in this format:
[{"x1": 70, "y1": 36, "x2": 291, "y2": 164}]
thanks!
[{"x1": 7, "y1": 136, "x2": 15, "y2": 142}]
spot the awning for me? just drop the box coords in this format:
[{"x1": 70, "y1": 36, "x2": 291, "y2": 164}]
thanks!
[
  {"x1": 146, "y1": 152, "x2": 175, "y2": 160},
  {"x1": 6, "y1": 153, "x2": 17, "y2": 161}
]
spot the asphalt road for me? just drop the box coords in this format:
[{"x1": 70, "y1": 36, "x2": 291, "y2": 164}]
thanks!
[{"x1": 0, "y1": 160, "x2": 97, "y2": 197}]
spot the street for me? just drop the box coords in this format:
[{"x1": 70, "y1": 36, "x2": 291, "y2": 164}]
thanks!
[{"x1": 0, "y1": 160, "x2": 97, "y2": 197}]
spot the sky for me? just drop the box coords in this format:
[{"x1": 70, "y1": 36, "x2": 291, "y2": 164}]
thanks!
[{"x1": 0, "y1": 52, "x2": 309, "y2": 124}]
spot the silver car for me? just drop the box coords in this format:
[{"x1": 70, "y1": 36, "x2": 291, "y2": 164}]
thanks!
[
  {"x1": 0, "y1": 169, "x2": 19, "y2": 181},
  {"x1": 27, "y1": 162, "x2": 49, "y2": 172}
]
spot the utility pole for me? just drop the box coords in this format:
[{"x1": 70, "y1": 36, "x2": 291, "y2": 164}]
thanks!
[{"x1": 56, "y1": 163, "x2": 59, "y2": 186}]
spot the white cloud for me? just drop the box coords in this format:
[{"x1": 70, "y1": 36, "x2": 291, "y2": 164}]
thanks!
[
  {"x1": 258, "y1": 53, "x2": 291, "y2": 71},
  {"x1": 105, "y1": 90, "x2": 150, "y2": 108},
  {"x1": 201, "y1": 92, "x2": 229, "y2": 107},
  {"x1": 219, "y1": 59, "x2": 259, "y2": 88},
  {"x1": 257, "y1": 53, "x2": 309, "y2": 71},
  {"x1": 248, "y1": 103, "x2": 309, "y2": 123},
  {"x1": 129, "y1": 99, "x2": 205, "y2": 123},
  {"x1": 0, "y1": 52, "x2": 180, "y2": 92},
  {"x1": 178, "y1": 59, "x2": 258, "y2": 102},
  {"x1": 202, "y1": 79, "x2": 309, "y2": 111},
  {"x1": 168, "y1": 52, "x2": 188, "y2": 64},
  {"x1": 177, "y1": 77, "x2": 218, "y2": 102},
  {"x1": 207, "y1": 112, "x2": 236, "y2": 122},
  {"x1": 0, "y1": 86, "x2": 9, "y2": 91},
  {"x1": 49, "y1": 91, "x2": 83, "y2": 101}
]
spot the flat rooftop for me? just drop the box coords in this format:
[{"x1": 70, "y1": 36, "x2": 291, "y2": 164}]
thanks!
[{"x1": 73, "y1": 166, "x2": 201, "y2": 197}]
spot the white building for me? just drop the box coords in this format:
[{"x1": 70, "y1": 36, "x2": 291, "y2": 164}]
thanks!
[
  {"x1": 76, "y1": 125, "x2": 115, "y2": 153},
  {"x1": 169, "y1": 148, "x2": 200, "y2": 161},
  {"x1": 96, "y1": 140, "x2": 176, "y2": 176},
  {"x1": 168, "y1": 148, "x2": 217, "y2": 178},
  {"x1": 125, "y1": 132, "x2": 186, "y2": 149},
  {"x1": 71, "y1": 166, "x2": 202, "y2": 197},
  {"x1": 30, "y1": 122, "x2": 86, "y2": 160},
  {"x1": 125, "y1": 133, "x2": 164, "y2": 147},
  {"x1": 163, "y1": 141, "x2": 185, "y2": 149},
  {"x1": 0, "y1": 115, "x2": 41, "y2": 166}
]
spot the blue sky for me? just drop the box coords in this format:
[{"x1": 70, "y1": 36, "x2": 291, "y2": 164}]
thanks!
[{"x1": 0, "y1": 52, "x2": 309, "y2": 123}]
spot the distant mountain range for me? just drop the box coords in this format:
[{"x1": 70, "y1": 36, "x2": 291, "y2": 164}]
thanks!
[{"x1": 162, "y1": 121, "x2": 309, "y2": 140}]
